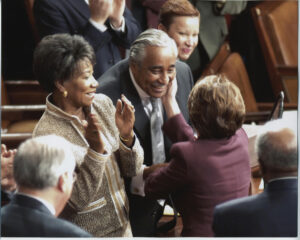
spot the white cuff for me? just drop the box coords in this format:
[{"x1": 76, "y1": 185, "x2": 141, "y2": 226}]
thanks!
[
  {"x1": 89, "y1": 18, "x2": 108, "y2": 32},
  {"x1": 130, "y1": 164, "x2": 146, "y2": 196},
  {"x1": 110, "y1": 17, "x2": 125, "y2": 32}
]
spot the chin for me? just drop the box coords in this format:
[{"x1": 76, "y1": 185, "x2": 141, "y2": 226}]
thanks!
[
  {"x1": 179, "y1": 54, "x2": 190, "y2": 61},
  {"x1": 151, "y1": 91, "x2": 166, "y2": 98}
]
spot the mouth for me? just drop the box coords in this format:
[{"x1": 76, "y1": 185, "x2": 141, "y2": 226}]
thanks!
[
  {"x1": 151, "y1": 83, "x2": 167, "y2": 94},
  {"x1": 86, "y1": 91, "x2": 96, "y2": 99},
  {"x1": 182, "y1": 48, "x2": 192, "y2": 54}
]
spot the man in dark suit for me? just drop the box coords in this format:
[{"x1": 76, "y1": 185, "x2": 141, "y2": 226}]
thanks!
[
  {"x1": 213, "y1": 118, "x2": 298, "y2": 237},
  {"x1": 1, "y1": 135, "x2": 91, "y2": 237},
  {"x1": 34, "y1": 0, "x2": 141, "y2": 78},
  {"x1": 97, "y1": 29, "x2": 193, "y2": 236}
]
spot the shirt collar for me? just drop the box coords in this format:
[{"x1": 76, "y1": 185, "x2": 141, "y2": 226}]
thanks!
[
  {"x1": 268, "y1": 176, "x2": 298, "y2": 183},
  {"x1": 129, "y1": 67, "x2": 151, "y2": 102},
  {"x1": 17, "y1": 192, "x2": 56, "y2": 215}
]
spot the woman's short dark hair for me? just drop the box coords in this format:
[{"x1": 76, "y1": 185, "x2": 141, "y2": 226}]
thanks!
[
  {"x1": 33, "y1": 33, "x2": 95, "y2": 92},
  {"x1": 159, "y1": 0, "x2": 200, "y2": 30},
  {"x1": 188, "y1": 75, "x2": 245, "y2": 139}
]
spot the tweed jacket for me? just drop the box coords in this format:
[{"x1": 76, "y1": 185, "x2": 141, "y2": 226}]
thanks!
[{"x1": 33, "y1": 94, "x2": 143, "y2": 237}]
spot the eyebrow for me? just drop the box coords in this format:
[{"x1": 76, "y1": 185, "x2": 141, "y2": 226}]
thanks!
[{"x1": 149, "y1": 66, "x2": 163, "y2": 70}]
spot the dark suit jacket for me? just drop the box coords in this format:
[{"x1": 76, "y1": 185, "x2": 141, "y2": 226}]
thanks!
[
  {"x1": 1, "y1": 194, "x2": 92, "y2": 237},
  {"x1": 96, "y1": 58, "x2": 193, "y2": 236},
  {"x1": 34, "y1": 0, "x2": 141, "y2": 78},
  {"x1": 145, "y1": 114, "x2": 251, "y2": 237},
  {"x1": 213, "y1": 178, "x2": 298, "y2": 237}
]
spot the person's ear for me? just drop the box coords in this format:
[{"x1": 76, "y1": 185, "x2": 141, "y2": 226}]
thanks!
[
  {"x1": 54, "y1": 80, "x2": 66, "y2": 94},
  {"x1": 57, "y1": 174, "x2": 67, "y2": 193},
  {"x1": 130, "y1": 62, "x2": 139, "y2": 77},
  {"x1": 258, "y1": 158, "x2": 266, "y2": 175},
  {"x1": 158, "y1": 23, "x2": 167, "y2": 32}
]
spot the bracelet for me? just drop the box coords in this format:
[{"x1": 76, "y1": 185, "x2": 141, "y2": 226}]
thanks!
[{"x1": 119, "y1": 131, "x2": 134, "y2": 142}]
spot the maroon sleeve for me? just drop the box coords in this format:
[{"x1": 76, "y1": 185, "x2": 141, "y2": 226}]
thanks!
[
  {"x1": 145, "y1": 142, "x2": 189, "y2": 199},
  {"x1": 162, "y1": 113, "x2": 195, "y2": 143}
]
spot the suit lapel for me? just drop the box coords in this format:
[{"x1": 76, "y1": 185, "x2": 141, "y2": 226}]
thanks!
[{"x1": 66, "y1": 0, "x2": 90, "y2": 19}]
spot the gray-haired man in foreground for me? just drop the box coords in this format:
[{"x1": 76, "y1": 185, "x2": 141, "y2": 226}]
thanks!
[{"x1": 1, "y1": 135, "x2": 92, "y2": 237}]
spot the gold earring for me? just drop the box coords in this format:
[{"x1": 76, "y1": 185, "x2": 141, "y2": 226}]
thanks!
[{"x1": 63, "y1": 91, "x2": 68, "y2": 98}]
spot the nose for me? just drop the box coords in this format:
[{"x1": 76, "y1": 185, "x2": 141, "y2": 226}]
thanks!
[
  {"x1": 186, "y1": 36, "x2": 193, "y2": 47},
  {"x1": 90, "y1": 76, "x2": 99, "y2": 88},
  {"x1": 160, "y1": 71, "x2": 171, "y2": 85}
]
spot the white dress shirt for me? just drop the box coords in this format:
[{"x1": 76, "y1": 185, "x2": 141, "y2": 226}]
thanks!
[{"x1": 129, "y1": 68, "x2": 167, "y2": 197}]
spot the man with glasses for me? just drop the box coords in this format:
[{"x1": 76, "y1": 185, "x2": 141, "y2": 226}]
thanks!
[{"x1": 1, "y1": 135, "x2": 91, "y2": 237}]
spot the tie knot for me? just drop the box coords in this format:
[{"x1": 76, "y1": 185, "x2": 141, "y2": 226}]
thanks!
[{"x1": 150, "y1": 97, "x2": 159, "y2": 111}]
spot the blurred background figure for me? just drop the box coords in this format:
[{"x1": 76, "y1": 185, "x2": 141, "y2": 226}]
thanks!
[
  {"x1": 186, "y1": 0, "x2": 247, "y2": 80},
  {"x1": 32, "y1": 33, "x2": 143, "y2": 237},
  {"x1": 1, "y1": 144, "x2": 17, "y2": 205},
  {"x1": 129, "y1": 0, "x2": 167, "y2": 30},
  {"x1": 34, "y1": 0, "x2": 141, "y2": 78},
  {"x1": 213, "y1": 118, "x2": 297, "y2": 237},
  {"x1": 158, "y1": 0, "x2": 200, "y2": 62},
  {"x1": 145, "y1": 74, "x2": 251, "y2": 236},
  {"x1": 1, "y1": 135, "x2": 91, "y2": 237}
]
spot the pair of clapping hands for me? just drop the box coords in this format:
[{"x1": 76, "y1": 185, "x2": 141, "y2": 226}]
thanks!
[
  {"x1": 84, "y1": 95, "x2": 135, "y2": 154},
  {"x1": 89, "y1": 0, "x2": 125, "y2": 28}
]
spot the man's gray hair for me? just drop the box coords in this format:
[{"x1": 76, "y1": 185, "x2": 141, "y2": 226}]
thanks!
[
  {"x1": 255, "y1": 118, "x2": 297, "y2": 169},
  {"x1": 129, "y1": 28, "x2": 178, "y2": 65},
  {"x1": 14, "y1": 135, "x2": 75, "y2": 189}
]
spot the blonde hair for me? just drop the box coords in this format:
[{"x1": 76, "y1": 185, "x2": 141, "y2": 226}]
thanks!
[{"x1": 188, "y1": 74, "x2": 245, "y2": 139}]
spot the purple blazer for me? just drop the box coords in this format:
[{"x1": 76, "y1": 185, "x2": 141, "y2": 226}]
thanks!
[{"x1": 145, "y1": 114, "x2": 251, "y2": 237}]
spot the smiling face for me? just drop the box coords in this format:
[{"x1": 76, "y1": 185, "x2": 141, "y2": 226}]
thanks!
[
  {"x1": 163, "y1": 16, "x2": 199, "y2": 61},
  {"x1": 131, "y1": 45, "x2": 177, "y2": 98},
  {"x1": 61, "y1": 60, "x2": 98, "y2": 112}
]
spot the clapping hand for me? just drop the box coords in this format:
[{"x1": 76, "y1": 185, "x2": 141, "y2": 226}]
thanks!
[
  {"x1": 89, "y1": 0, "x2": 112, "y2": 26},
  {"x1": 115, "y1": 94, "x2": 135, "y2": 147},
  {"x1": 1, "y1": 144, "x2": 17, "y2": 192},
  {"x1": 110, "y1": 0, "x2": 125, "y2": 28},
  {"x1": 88, "y1": 0, "x2": 125, "y2": 28},
  {"x1": 84, "y1": 113, "x2": 106, "y2": 154}
]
